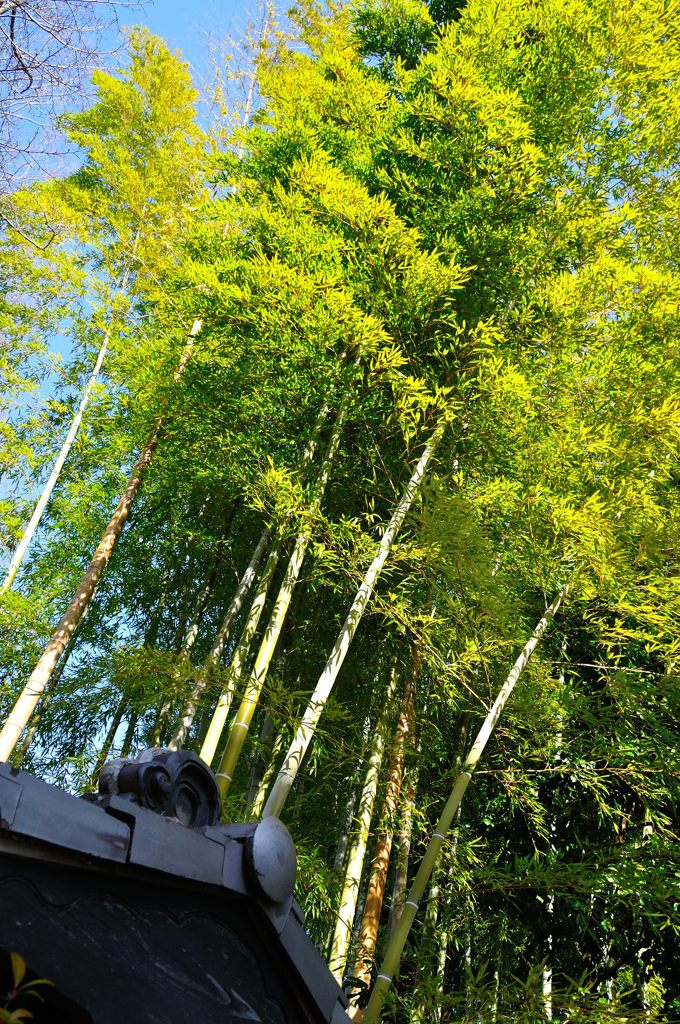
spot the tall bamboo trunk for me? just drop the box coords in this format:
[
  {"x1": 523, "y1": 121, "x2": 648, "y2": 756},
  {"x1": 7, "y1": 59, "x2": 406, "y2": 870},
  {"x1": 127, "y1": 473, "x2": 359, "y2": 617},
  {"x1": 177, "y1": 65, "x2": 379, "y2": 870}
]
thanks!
[
  {"x1": 1, "y1": 330, "x2": 113, "y2": 597},
  {"x1": 177, "y1": 504, "x2": 237, "y2": 662},
  {"x1": 121, "y1": 585, "x2": 176, "y2": 757},
  {"x1": 15, "y1": 590, "x2": 94, "y2": 763},
  {"x1": 413, "y1": 710, "x2": 470, "y2": 1024},
  {"x1": 362, "y1": 588, "x2": 566, "y2": 1024},
  {"x1": 198, "y1": 538, "x2": 282, "y2": 766},
  {"x1": 333, "y1": 788, "x2": 359, "y2": 873},
  {"x1": 179, "y1": 550, "x2": 220, "y2": 658},
  {"x1": 0, "y1": 250, "x2": 143, "y2": 598},
  {"x1": 543, "y1": 641, "x2": 566, "y2": 1018},
  {"x1": 328, "y1": 666, "x2": 398, "y2": 983},
  {"x1": 542, "y1": 895, "x2": 554, "y2": 1020},
  {"x1": 195, "y1": 396, "x2": 335, "y2": 765},
  {"x1": 152, "y1": 558, "x2": 215, "y2": 743},
  {"x1": 153, "y1": 547, "x2": 224, "y2": 743},
  {"x1": 169, "y1": 527, "x2": 271, "y2": 749},
  {"x1": 120, "y1": 711, "x2": 139, "y2": 757},
  {"x1": 206, "y1": 528, "x2": 271, "y2": 670},
  {"x1": 244, "y1": 708, "x2": 275, "y2": 812},
  {"x1": 263, "y1": 421, "x2": 446, "y2": 820},
  {"x1": 490, "y1": 925, "x2": 504, "y2": 1024},
  {"x1": 351, "y1": 670, "x2": 415, "y2": 1005},
  {"x1": 0, "y1": 319, "x2": 202, "y2": 762},
  {"x1": 389, "y1": 763, "x2": 417, "y2": 937},
  {"x1": 249, "y1": 726, "x2": 284, "y2": 819},
  {"x1": 170, "y1": 567, "x2": 196, "y2": 656},
  {"x1": 214, "y1": 400, "x2": 348, "y2": 795}
]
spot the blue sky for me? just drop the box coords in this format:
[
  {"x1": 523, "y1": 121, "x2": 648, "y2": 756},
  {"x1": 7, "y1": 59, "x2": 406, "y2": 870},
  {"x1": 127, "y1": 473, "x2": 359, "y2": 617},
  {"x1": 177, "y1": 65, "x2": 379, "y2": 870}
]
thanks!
[{"x1": 132, "y1": 0, "x2": 253, "y2": 84}]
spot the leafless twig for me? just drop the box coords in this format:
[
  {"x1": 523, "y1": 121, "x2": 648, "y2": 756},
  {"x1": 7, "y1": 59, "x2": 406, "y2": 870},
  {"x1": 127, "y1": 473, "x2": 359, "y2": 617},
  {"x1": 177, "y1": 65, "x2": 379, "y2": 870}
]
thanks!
[{"x1": 0, "y1": 1, "x2": 147, "y2": 193}]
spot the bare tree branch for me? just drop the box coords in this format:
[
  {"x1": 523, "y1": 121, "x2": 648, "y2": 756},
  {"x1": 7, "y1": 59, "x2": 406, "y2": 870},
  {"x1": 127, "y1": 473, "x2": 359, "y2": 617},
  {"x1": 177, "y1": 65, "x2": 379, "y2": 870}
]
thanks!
[
  {"x1": 0, "y1": 0, "x2": 147, "y2": 193},
  {"x1": 0, "y1": 207, "x2": 54, "y2": 247}
]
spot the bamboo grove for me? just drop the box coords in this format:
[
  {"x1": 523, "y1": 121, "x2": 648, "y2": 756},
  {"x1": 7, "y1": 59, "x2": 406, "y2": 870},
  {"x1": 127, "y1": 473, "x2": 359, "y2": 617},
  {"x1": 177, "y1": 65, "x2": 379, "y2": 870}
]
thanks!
[{"x1": 1, "y1": 2, "x2": 679, "y2": 1021}]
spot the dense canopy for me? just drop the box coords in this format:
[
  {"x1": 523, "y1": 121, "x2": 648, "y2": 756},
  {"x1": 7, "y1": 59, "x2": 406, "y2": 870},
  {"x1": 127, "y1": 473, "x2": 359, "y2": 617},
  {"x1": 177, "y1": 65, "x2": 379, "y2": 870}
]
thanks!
[{"x1": 1, "y1": 2, "x2": 679, "y2": 1021}]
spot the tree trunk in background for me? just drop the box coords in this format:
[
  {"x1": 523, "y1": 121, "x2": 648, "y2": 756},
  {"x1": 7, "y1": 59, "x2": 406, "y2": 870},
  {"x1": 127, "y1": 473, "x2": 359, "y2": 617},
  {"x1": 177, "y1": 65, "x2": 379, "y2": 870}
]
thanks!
[
  {"x1": 490, "y1": 938, "x2": 502, "y2": 1024},
  {"x1": 15, "y1": 595, "x2": 93, "y2": 763},
  {"x1": 411, "y1": 710, "x2": 470, "y2": 1024},
  {"x1": 121, "y1": 590, "x2": 173, "y2": 757},
  {"x1": 390, "y1": 764, "x2": 417, "y2": 936},
  {"x1": 0, "y1": 319, "x2": 201, "y2": 763},
  {"x1": 543, "y1": 895, "x2": 554, "y2": 1020},
  {"x1": 351, "y1": 667, "x2": 415, "y2": 1006},
  {"x1": 1, "y1": 428, "x2": 160, "y2": 760},
  {"x1": 91, "y1": 693, "x2": 127, "y2": 780},
  {"x1": 169, "y1": 527, "x2": 271, "y2": 750},
  {"x1": 334, "y1": 788, "x2": 359, "y2": 873},
  {"x1": 150, "y1": 558, "x2": 211, "y2": 743},
  {"x1": 249, "y1": 726, "x2": 284, "y2": 819},
  {"x1": 120, "y1": 711, "x2": 139, "y2": 757},
  {"x1": 170, "y1": 567, "x2": 195, "y2": 655},
  {"x1": 195, "y1": 393, "x2": 335, "y2": 765},
  {"x1": 263, "y1": 421, "x2": 446, "y2": 819},
  {"x1": 179, "y1": 550, "x2": 219, "y2": 658}
]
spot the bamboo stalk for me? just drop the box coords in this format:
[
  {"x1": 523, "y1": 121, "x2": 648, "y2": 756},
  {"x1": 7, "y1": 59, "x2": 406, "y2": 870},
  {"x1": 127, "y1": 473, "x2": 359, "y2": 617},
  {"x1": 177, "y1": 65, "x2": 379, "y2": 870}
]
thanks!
[
  {"x1": 179, "y1": 551, "x2": 219, "y2": 658},
  {"x1": 15, "y1": 595, "x2": 92, "y2": 763},
  {"x1": 168, "y1": 527, "x2": 271, "y2": 749},
  {"x1": 198, "y1": 537, "x2": 282, "y2": 765},
  {"x1": 0, "y1": 319, "x2": 202, "y2": 762},
  {"x1": 329, "y1": 665, "x2": 398, "y2": 983},
  {"x1": 361, "y1": 588, "x2": 566, "y2": 1024},
  {"x1": 244, "y1": 708, "x2": 275, "y2": 811},
  {"x1": 262, "y1": 421, "x2": 446, "y2": 819},
  {"x1": 352, "y1": 670, "x2": 415, "y2": 999},
  {"x1": 389, "y1": 764, "x2": 417, "y2": 936},
  {"x1": 249, "y1": 726, "x2": 284, "y2": 819},
  {"x1": 1, "y1": 330, "x2": 113, "y2": 597},
  {"x1": 214, "y1": 399, "x2": 349, "y2": 795},
  {"x1": 0, "y1": 256, "x2": 137, "y2": 598},
  {"x1": 91, "y1": 694, "x2": 127, "y2": 780},
  {"x1": 193, "y1": 396, "x2": 334, "y2": 763}
]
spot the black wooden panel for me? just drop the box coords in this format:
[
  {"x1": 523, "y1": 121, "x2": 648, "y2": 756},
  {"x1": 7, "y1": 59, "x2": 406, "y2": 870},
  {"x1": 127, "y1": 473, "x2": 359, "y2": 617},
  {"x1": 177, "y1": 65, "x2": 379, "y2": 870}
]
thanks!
[{"x1": 0, "y1": 854, "x2": 319, "y2": 1024}]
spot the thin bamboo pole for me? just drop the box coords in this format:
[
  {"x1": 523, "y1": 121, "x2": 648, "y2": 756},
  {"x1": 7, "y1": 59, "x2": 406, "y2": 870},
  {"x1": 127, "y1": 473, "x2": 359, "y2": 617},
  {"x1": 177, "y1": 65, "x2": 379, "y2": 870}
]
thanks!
[
  {"x1": 198, "y1": 537, "x2": 281, "y2": 766},
  {"x1": 328, "y1": 665, "x2": 398, "y2": 983},
  {"x1": 249, "y1": 727, "x2": 284, "y2": 819},
  {"x1": 194, "y1": 397, "x2": 334, "y2": 763},
  {"x1": 15, "y1": 594, "x2": 92, "y2": 763},
  {"x1": 120, "y1": 711, "x2": 138, "y2": 757},
  {"x1": 334, "y1": 789, "x2": 359, "y2": 873},
  {"x1": 413, "y1": 710, "x2": 470, "y2": 1021},
  {"x1": 262, "y1": 421, "x2": 446, "y2": 819},
  {"x1": 1, "y1": 330, "x2": 112, "y2": 597},
  {"x1": 361, "y1": 588, "x2": 566, "y2": 1024},
  {"x1": 214, "y1": 401, "x2": 348, "y2": 795},
  {"x1": 179, "y1": 552, "x2": 219, "y2": 658},
  {"x1": 244, "y1": 708, "x2": 275, "y2": 812},
  {"x1": 389, "y1": 765, "x2": 417, "y2": 936},
  {"x1": 0, "y1": 256, "x2": 137, "y2": 598},
  {"x1": 352, "y1": 672, "x2": 415, "y2": 997},
  {"x1": 0, "y1": 319, "x2": 202, "y2": 762},
  {"x1": 91, "y1": 694, "x2": 127, "y2": 780},
  {"x1": 168, "y1": 527, "x2": 271, "y2": 749}
]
